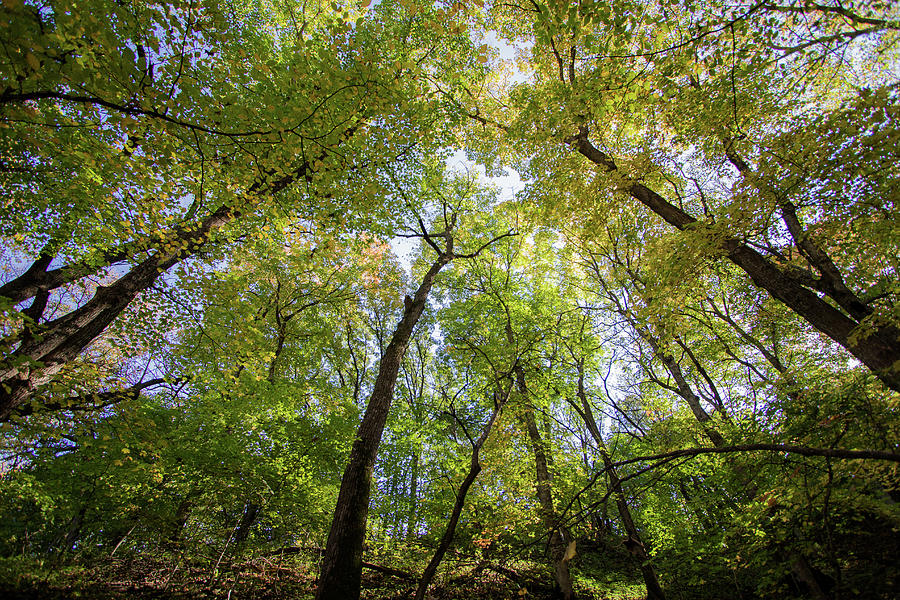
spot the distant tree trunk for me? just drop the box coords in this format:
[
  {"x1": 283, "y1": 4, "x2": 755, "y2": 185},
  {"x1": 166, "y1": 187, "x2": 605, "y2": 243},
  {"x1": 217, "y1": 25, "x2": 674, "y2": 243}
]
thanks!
[
  {"x1": 315, "y1": 247, "x2": 453, "y2": 600},
  {"x1": 414, "y1": 387, "x2": 507, "y2": 600},
  {"x1": 53, "y1": 504, "x2": 87, "y2": 556},
  {"x1": 591, "y1": 269, "x2": 725, "y2": 447},
  {"x1": 169, "y1": 496, "x2": 194, "y2": 544},
  {"x1": 407, "y1": 451, "x2": 419, "y2": 540},
  {"x1": 109, "y1": 521, "x2": 139, "y2": 556},
  {"x1": 234, "y1": 502, "x2": 261, "y2": 546},
  {"x1": 573, "y1": 361, "x2": 666, "y2": 600},
  {"x1": 515, "y1": 365, "x2": 576, "y2": 600},
  {"x1": 642, "y1": 332, "x2": 726, "y2": 448}
]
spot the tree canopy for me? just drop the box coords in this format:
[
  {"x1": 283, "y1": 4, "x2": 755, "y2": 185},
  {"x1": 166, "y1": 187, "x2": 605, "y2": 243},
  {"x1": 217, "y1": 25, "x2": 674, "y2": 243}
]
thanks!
[{"x1": 1, "y1": 1, "x2": 898, "y2": 599}]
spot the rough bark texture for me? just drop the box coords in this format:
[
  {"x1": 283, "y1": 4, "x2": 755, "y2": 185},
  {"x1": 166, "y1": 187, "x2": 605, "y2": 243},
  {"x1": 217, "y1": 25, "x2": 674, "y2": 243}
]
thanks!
[
  {"x1": 0, "y1": 204, "x2": 235, "y2": 419},
  {"x1": 315, "y1": 252, "x2": 451, "y2": 600},
  {"x1": 414, "y1": 394, "x2": 505, "y2": 600},
  {"x1": 572, "y1": 135, "x2": 900, "y2": 393}
]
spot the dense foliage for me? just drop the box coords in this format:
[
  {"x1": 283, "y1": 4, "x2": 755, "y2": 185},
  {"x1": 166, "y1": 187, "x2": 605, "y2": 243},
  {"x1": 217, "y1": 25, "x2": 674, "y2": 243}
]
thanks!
[{"x1": 1, "y1": 0, "x2": 898, "y2": 599}]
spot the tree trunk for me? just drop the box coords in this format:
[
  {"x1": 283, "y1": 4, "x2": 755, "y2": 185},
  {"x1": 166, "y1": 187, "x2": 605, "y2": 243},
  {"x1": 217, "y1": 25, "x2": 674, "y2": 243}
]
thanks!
[
  {"x1": 414, "y1": 391, "x2": 506, "y2": 600},
  {"x1": 571, "y1": 134, "x2": 900, "y2": 393},
  {"x1": 0, "y1": 204, "x2": 235, "y2": 420},
  {"x1": 0, "y1": 137, "x2": 350, "y2": 419},
  {"x1": 234, "y1": 502, "x2": 261, "y2": 546},
  {"x1": 315, "y1": 250, "x2": 452, "y2": 600},
  {"x1": 640, "y1": 330, "x2": 726, "y2": 448},
  {"x1": 788, "y1": 551, "x2": 831, "y2": 600},
  {"x1": 407, "y1": 451, "x2": 419, "y2": 540},
  {"x1": 574, "y1": 362, "x2": 666, "y2": 600},
  {"x1": 169, "y1": 495, "x2": 194, "y2": 544},
  {"x1": 54, "y1": 504, "x2": 87, "y2": 555},
  {"x1": 515, "y1": 366, "x2": 576, "y2": 600}
]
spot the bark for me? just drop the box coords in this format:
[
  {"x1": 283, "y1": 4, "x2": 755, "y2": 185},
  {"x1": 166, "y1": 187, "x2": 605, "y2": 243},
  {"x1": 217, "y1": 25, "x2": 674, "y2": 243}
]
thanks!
[
  {"x1": 0, "y1": 204, "x2": 234, "y2": 420},
  {"x1": 723, "y1": 140, "x2": 879, "y2": 327},
  {"x1": 315, "y1": 247, "x2": 452, "y2": 600},
  {"x1": 169, "y1": 496, "x2": 194, "y2": 544},
  {"x1": 1, "y1": 253, "x2": 173, "y2": 419},
  {"x1": 589, "y1": 264, "x2": 725, "y2": 447},
  {"x1": 571, "y1": 134, "x2": 900, "y2": 393},
  {"x1": 54, "y1": 504, "x2": 87, "y2": 555},
  {"x1": 1, "y1": 132, "x2": 353, "y2": 419},
  {"x1": 0, "y1": 245, "x2": 134, "y2": 306},
  {"x1": 643, "y1": 334, "x2": 726, "y2": 447},
  {"x1": 234, "y1": 502, "x2": 261, "y2": 546},
  {"x1": 573, "y1": 362, "x2": 666, "y2": 600},
  {"x1": 515, "y1": 366, "x2": 576, "y2": 600},
  {"x1": 788, "y1": 551, "x2": 831, "y2": 600},
  {"x1": 109, "y1": 521, "x2": 138, "y2": 556},
  {"x1": 414, "y1": 391, "x2": 506, "y2": 600}
]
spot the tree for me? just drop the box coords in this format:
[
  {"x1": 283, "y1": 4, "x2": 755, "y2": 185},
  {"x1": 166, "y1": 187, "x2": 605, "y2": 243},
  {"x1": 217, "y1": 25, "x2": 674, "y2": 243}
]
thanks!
[
  {"x1": 0, "y1": 0, "x2": 479, "y2": 417},
  {"x1": 474, "y1": 0, "x2": 900, "y2": 391},
  {"x1": 316, "y1": 177, "x2": 516, "y2": 600},
  {"x1": 2, "y1": 2, "x2": 900, "y2": 599}
]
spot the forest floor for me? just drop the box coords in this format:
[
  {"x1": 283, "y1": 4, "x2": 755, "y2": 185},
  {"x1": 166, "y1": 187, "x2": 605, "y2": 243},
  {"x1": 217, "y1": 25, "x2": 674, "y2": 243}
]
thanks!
[{"x1": 0, "y1": 552, "x2": 649, "y2": 600}]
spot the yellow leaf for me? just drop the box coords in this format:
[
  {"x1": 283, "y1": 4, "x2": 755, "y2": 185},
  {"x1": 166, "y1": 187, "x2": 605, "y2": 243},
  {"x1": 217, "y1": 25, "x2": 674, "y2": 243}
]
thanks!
[
  {"x1": 25, "y1": 52, "x2": 40, "y2": 72},
  {"x1": 563, "y1": 539, "x2": 576, "y2": 561}
]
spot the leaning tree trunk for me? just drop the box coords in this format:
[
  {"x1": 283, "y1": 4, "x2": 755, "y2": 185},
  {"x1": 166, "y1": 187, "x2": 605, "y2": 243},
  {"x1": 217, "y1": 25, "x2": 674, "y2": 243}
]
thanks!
[
  {"x1": 169, "y1": 495, "x2": 195, "y2": 545},
  {"x1": 571, "y1": 134, "x2": 900, "y2": 393},
  {"x1": 414, "y1": 386, "x2": 507, "y2": 600},
  {"x1": 315, "y1": 250, "x2": 452, "y2": 600},
  {"x1": 574, "y1": 362, "x2": 666, "y2": 600},
  {"x1": 0, "y1": 137, "x2": 351, "y2": 420}
]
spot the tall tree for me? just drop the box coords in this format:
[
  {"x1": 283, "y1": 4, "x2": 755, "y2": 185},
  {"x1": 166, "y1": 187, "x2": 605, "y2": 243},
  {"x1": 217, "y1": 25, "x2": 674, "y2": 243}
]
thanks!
[
  {"x1": 0, "y1": 0, "x2": 478, "y2": 417},
  {"x1": 316, "y1": 189, "x2": 516, "y2": 600},
  {"x1": 474, "y1": 0, "x2": 900, "y2": 391}
]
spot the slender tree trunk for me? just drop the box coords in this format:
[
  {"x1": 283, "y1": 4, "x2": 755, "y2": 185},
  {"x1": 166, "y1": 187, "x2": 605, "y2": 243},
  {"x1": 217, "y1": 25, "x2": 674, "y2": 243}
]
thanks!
[
  {"x1": 574, "y1": 363, "x2": 666, "y2": 600},
  {"x1": 109, "y1": 521, "x2": 138, "y2": 556},
  {"x1": 414, "y1": 391, "x2": 506, "y2": 600},
  {"x1": 641, "y1": 331, "x2": 726, "y2": 447},
  {"x1": 515, "y1": 366, "x2": 576, "y2": 600},
  {"x1": 315, "y1": 250, "x2": 452, "y2": 600},
  {"x1": 788, "y1": 551, "x2": 831, "y2": 600},
  {"x1": 571, "y1": 134, "x2": 900, "y2": 393},
  {"x1": 407, "y1": 451, "x2": 419, "y2": 540}
]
